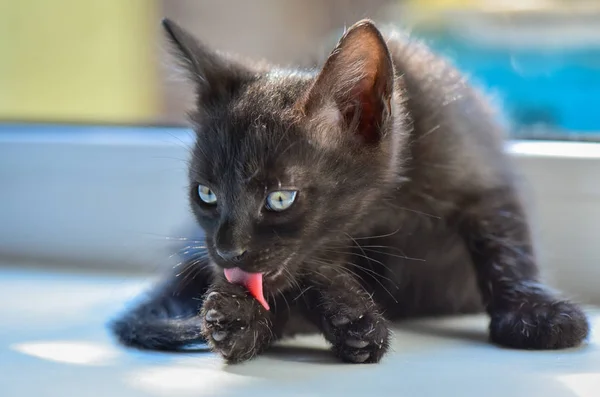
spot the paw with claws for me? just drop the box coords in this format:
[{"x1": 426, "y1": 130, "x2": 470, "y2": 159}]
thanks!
[
  {"x1": 200, "y1": 287, "x2": 274, "y2": 363},
  {"x1": 489, "y1": 298, "x2": 589, "y2": 350},
  {"x1": 323, "y1": 311, "x2": 390, "y2": 363}
]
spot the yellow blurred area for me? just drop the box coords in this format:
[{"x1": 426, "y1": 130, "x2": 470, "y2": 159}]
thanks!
[
  {"x1": 407, "y1": 0, "x2": 571, "y2": 13},
  {"x1": 406, "y1": 0, "x2": 479, "y2": 10},
  {"x1": 0, "y1": 1, "x2": 159, "y2": 124}
]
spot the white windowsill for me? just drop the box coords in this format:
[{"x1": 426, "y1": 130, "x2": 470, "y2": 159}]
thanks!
[{"x1": 1, "y1": 265, "x2": 597, "y2": 397}]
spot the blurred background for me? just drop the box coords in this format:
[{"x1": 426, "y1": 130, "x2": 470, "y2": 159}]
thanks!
[
  {"x1": 1, "y1": 0, "x2": 600, "y2": 301},
  {"x1": 2, "y1": 0, "x2": 599, "y2": 137}
]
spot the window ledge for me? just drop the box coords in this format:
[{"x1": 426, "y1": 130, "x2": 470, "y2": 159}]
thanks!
[{"x1": 0, "y1": 124, "x2": 598, "y2": 303}]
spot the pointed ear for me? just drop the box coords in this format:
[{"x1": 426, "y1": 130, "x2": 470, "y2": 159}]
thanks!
[
  {"x1": 298, "y1": 20, "x2": 394, "y2": 145},
  {"x1": 161, "y1": 18, "x2": 252, "y2": 99}
]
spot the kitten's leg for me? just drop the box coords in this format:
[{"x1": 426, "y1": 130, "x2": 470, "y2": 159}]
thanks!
[
  {"x1": 301, "y1": 269, "x2": 390, "y2": 363},
  {"x1": 459, "y1": 188, "x2": 589, "y2": 349},
  {"x1": 110, "y1": 259, "x2": 212, "y2": 350},
  {"x1": 200, "y1": 278, "x2": 288, "y2": 363}
]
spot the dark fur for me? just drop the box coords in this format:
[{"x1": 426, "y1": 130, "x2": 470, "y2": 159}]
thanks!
[{"x1": 110, "y1": 19, "x2": 589, "y2": 363}]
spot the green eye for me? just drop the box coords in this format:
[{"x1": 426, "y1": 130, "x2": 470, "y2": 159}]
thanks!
[
  {"x1": 198, "y1": 184, "x2": 217, "y2": 205},
  {"x1": 266, "y1": 190, "x2": 297, "y2": 212}
]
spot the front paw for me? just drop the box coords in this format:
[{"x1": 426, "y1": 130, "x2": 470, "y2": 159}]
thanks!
[
  {"x1": 200, "y1": 289, "x2": 272, "y2": 363},
  {"x1": 489, "y1": 299, "x2": 589, "y2": 350},
  {"x1": 323, "y1": 311, "x2": 390, "y2": 364}
]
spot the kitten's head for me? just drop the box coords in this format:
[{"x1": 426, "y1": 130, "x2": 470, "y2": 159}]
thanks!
[{"x1": 163, "y1": 19, "x2": 408, "y2": 291}]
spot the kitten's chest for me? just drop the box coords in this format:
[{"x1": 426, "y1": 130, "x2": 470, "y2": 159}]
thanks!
[
  {"x1": 355, "y1": 206, "x2": 466, "y2": 267},
  {"x1": 348, "y1": 208, "x2": 479, "y2": 316}
]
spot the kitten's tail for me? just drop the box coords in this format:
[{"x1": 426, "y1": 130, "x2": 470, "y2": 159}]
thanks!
[
  {"x1": 110, "y1": 316, "x2": 205, "y2": 351},
  {"x1": 109, "y1": 294, "x2": 206, "y2": 351}
]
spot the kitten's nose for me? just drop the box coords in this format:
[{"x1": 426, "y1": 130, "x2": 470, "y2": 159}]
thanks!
[{"x1": 216, "y1": 248, "x2": 247, "y2": 262}]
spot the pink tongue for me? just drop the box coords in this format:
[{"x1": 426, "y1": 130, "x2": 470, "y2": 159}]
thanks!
[{"x1": 223, "y1": 267, "x2": 270, "y2": 311}]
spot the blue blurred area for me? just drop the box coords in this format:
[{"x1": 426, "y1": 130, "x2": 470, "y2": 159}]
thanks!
[{"x1": 426, "y1": 34, "x2": 600, "y2": 137}]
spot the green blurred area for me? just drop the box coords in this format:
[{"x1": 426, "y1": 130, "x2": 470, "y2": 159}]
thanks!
[{"x1": 0, "y1": 1, "x2": 159, "y2": 124}]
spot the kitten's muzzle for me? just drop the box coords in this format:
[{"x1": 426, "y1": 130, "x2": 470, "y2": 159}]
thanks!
[{"x1": 215, "y1": 247, "x2": 247, "y2": 263}]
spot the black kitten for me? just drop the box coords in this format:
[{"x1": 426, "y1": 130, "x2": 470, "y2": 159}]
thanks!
[{"x1": 111, "y1": 18, "x2": 589, "y2": 364}]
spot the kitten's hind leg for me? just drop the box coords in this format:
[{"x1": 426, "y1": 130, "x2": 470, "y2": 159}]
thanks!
[
  {"x1": 301, "y1": 268, "x2": 390, "y2": 364},
  {"x1": 110, "y1": 259, "x2": 213, "y2": 351},
  {"x1": 458, "y1": 188, "x2": 589, "y2": 350}
]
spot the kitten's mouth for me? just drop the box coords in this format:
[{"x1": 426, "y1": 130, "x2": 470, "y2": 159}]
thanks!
[
  {"x1": 222, "y1": 266, "x2": 285, "y2": 311},
  {"x1": 222, "y1": 254, "x2": 294, "y2": 311},
  {"x1": 223, "y1": 267, "x2": 270, "y2": 311}
]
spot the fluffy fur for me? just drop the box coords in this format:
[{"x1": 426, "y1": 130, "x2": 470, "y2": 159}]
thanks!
[{"x1": 110, "y1": 19, "x2": 589, "y2": 364}]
